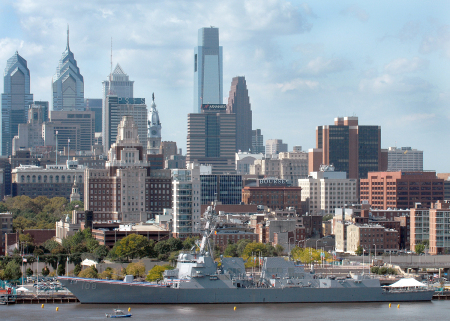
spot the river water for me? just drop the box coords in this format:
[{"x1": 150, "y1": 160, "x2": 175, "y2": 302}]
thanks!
[{"x1": 1, "y1": 301, "x2": 449, "y2": 320}]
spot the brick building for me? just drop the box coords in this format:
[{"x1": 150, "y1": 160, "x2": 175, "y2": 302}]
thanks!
[{"x1": 360, "y1": 171, "x2": 444, "y2": 209}]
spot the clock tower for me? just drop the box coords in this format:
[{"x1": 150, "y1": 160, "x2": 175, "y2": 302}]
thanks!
[{"x1": 147, "y1": 93, "x2": 162, "y2": 154}]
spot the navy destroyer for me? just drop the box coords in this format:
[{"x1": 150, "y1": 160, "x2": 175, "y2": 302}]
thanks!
[{"x1": 58, "y1": 205, "x2": 435, "y2": 304}]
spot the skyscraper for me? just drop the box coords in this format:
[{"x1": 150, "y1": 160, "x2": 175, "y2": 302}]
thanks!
[
  {"x1": 251, "y1": 129, "x2": 265, "y2": 154},
  {"x1": 226, "y1": 76, "x2": 252, "y2": 152},
  {"x1": 147, "y1": 93, "x2": 162, "y2": 154},
  {"x1": 52, "y1": 27, "x2": 84, "y2": 111},
  {"x1": 309, "y1": 116, "x2": 386, "y2": 179},
  {"x1": 102, "y1": 64, "x2": 134, "y2": 100},
  {"x1": 1, "y1": 51, "x2": 33, "y2": 156},
  {"x1": 194, "y1": 27, "x2": 223, "y2": 113}
]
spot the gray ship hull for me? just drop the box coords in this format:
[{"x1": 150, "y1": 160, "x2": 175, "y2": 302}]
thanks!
[{"x1": 58, "y1": 277, "x2": 435, "y2": 304}]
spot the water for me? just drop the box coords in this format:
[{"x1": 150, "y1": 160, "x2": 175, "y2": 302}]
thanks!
[{"x1": 2, "y1": 301, "x2": 449, "y2": 321}]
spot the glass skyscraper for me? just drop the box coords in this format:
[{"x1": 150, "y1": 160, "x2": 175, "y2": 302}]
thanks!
[
  {"x1": 52, "y1": 27, "x2": 84, "y2": 111},
  {"x1": 193, "y1": 27, "x2": 223, "y2": 113},
  {"x1": 1, "y1": 51, "x2": 33, "y2": 156}
]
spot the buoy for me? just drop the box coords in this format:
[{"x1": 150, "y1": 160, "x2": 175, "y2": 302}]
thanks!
[
  {"x1": 397, "y1": 304, "x2": 400, "y2": 308},
  {"x1": 56, "y1": 307, "x2": 59, "y2": 312},
  {"x1": 128, "y1": 307, "x2": 131, "y2": 312},
  {"x1": 41, "y1": 304, "x2": 44, "y2": 309},
  {"x1": 234, "y1": 306, "x2": 236, "y2": 311},
  {"x1": 389, "y1": 303, "x2": 391, "y2": 308}
]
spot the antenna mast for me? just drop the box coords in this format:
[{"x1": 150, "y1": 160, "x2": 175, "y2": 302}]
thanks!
[{"x1": 109, "y1": 37, "x2": 113, "y2": 95}]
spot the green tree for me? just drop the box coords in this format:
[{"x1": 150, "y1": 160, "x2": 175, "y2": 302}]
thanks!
[
  {"x1": 74, "y1": 264, "x2": 81, "y2": 276},
  {"x1": 2, "y1": 260, "x2": 22, "y2": 281},
  {"x1": 78, "y1": 266, "x2": 98, "y2": 278},
  {"x1": 126, "y1": 261, "x2": 146, "y2": 278},
  {"x1": 111, "y1": 234, "x2": 151, "y2": 260},
  {"x1": 145, "y1": 265, "x2": 173, "y2": 282},
  {"x1": 182, "y1": 236, "x2": 199, "y2": 250},
  {"x1": 42, "y1": 266, "x2": 50, "y2": 276},
  {"x1": 26, "y1": 267, "x2": 33, "y2": 277},
  {"x1": 236, "y1": 239, "x2": 252, "y2": 257},
  {"x1": 415, "y1": 243, "x2": 425, "y2": 255},
  {"x1": 0, "y1": 202, "x2": 8, "y2": 212},
  {"x1": 224, "y1": 243, "x2": 238, "y2": 257},
  {"x1": 57, "y1": 263, "x2": 65, "y2": 276},
  {"x1": 154, "y1": 240, "x2": 171, "y2": 255},
  {"x1": 355, "y1": 245, "x2": 363, "y2": 256},
  {"x1": 167, "y1": 238, "x2": 183, "y2": 252}
]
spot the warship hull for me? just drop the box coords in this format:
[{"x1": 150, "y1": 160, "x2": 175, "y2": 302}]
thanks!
[{"x1": 58, "y1": 277, "x2": 435, "y2": 304}]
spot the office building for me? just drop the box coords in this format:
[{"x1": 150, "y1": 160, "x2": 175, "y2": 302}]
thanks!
[
  {"x1": 265, "y1": 139, "x2": 287, "y2": 158},
  {"x1": 1, "y1": 51, "x2": 33, "y2": 156},
  {"x1": 236, "y1": 152, "x2": 264, "y2": 175},
  {"x1": 251, "y1": 129, "x2": 265, "y2": 154},
  {"x1": 309, "y1": 116, "x2": 386, "y2": 179},
  {"x1": 85, "y1": 98, "x2": 103, "y2": 132},
  {"x1": 226, "y1": 76, "x2": 252, "y2": 152},
  {"x1": 33, "y1": 101, "x2": 49, "y2": 122},
  {"x1": 12, "y1": 105, "x2": 45, "y2": 153},
  {"x1": 102, "y1": 64, "x2": 134, "y2": 101},
  {"x1": 194, "y1": 27, "x2": 223, "y2": 113},
  {"x1": 147, "y1": 94, "x2": 162, "y2": 154},
  {"x1": 103, "y1": 96, "x2": 147, "y2": 153},
  {"x1": 298, "y1": 165, "x2": 358, "y2": 216},
  {"x1": 387, "y1": 147, "x2": 423, "y2": 171},
  {"x1": 187, "y1": 104, "x2": 236, "y2": 174},
  {"x1": 360, "y1": 171, "x2": 444, "y2": 210},
  {"x1": 160, "y1": 141, "x2": 178, "y2": 160},
  {"x1": 201, "y1": 173, "x2": 242, "y2": 205},
  {"x1": 52, "y1": 28, "x2": 84, "y2": 111}
]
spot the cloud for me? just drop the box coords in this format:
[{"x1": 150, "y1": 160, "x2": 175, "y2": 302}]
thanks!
[
  {"x1": 293, "y1": 43, "x2": 324, "y2": 56},
  {"x1": 276, "y1": 78, "x2": 319, "y2": 92},
  {"x1": 340, "y1": 5, "x2": 369, "y2": 22},
  {"x1": 300, "y1": 57, "x2": 352, "y2": 76},
  {"x1": 300, "y1": 3, "x2": 317, "y2": 18},
  {"x1": 399, "y1": 113, "x2": 436, "y2": 123},
  {"x1": 384, "y1": 57, "x2": 429, "y2": 74},
  {"x1": 359, "y1": 74, "x2": 433, "y2": 94},
  {"x1": 419, "y1": 25, "x2": 450, "y2": 59},
  {"x1": 398, "y1": 21, "x2": 421, "y2": 42}
]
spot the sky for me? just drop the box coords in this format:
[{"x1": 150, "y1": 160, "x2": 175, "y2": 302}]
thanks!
[{"x1": 1, "y1": 0, "x2": 450, "y2": 172}]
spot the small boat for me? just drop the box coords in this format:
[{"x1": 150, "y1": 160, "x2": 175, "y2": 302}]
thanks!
[{"x1": 105, "y1": 309, "x2": 132, "y2": 318}]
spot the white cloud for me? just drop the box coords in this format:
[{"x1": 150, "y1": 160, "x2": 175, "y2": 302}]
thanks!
[
  {"x1": 359, "y1": 74, "x2": 433, "y2": 94},
  {"x1": 340, "y1": 5, "x2": 369, "y2": 22},
  {"x1": 420, "y1": 25, "x2": 450, "y2": 59},
  {"x1": 300, "y1": 57, "x2": 352, "y2": 76},
  {"x1": 276, "y1": 78, "x2": 319, "y2": 92},
  {"x1": 293, "y1": 43, "x2": 324, "y2": 56},
  {"x1": 384, "y1": 57, "x2": 429, "y2": 74},
  {"x1": 399, "y1": 113, "x2": 436, "y2": 122}
]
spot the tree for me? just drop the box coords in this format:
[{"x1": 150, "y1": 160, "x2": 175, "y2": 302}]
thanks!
[
  {"x1": 111, "y1": 234, "x2": 151, "y2": 260},
  {"x1": 236, "y1": 239, "x2": 252, "y2": 257},
  {"x1": 415, "y1": 243, "x2": 425, "y2": 255},
  {"x1": 355, "y1": 245, "x2": 363, "y2": 256},
  {"x1": 182, "y1": 237, "x2": 199, "y2": 250},
  {"x1": 26, "y1": 267, "x2": 33, "y2": 277},
  {"x1": 154, "y1": 240, "x2": 171, "y2": 255},
  {"x1": 224, "y1": 243, "x2": 238, "y2": 257},
  {"x1": 42, "y1": 266, "x2": 50, "y2": 276},
  {"x1": 2, "y1": 260, "x2": 22, "y2": 281},
  {"x1": 74, "y1": 264, "x2": 81, "y2": 276},
  {"x1": 93, "y1": 245, "x2": 109, "y2": 261},
  {"x1": 78, "y1": 266, "x2": 98, "y2": 279},
  {"x1": 167, "y1": 238, "x2": 183, "y2": 252},
  {"x1": 126, "y1": 261, "x2": 146, "y2": 278},
  {"x1": 145, "y1": 265, "x2": 173, "y2": 282},
  {"x1": 57, "y1": 263, "x2": 65, "y2": 276}
]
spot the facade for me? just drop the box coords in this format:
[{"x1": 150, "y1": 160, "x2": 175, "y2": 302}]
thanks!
[
  {"x1": 11, "y1": 162, "x2": 85, "y2": 200},
  {"x1": 193, "y1": 27, "x2": 223, "y2": 113},
  {"x1": 226, "y1": 76, "x2": 252, "y2": 153},
  {"x1": 1, "y1": 51, "x2": 33, "y2": 156},
  {"x1": 147, "y1": 94, "x2": 162, "y2": 154},
  {"x1": 265, "y1": 139, "x2": 287, "y2": 158},
  {"x1": 33, "y1": 101, "x2": 49, "y2": 122},
  {"x1": 49, "y1": 110, "x2": 95, "y2": 152},
  {"x1": 102, "y1": 63, "x2": 134, "y2": 104},
  {"x1": 236, "y1": 152, "x2": 264, "y2": 175},
  {"x1": 160, "y1": 141, "x2": 178, "y2": 161},
  {"x1": 410, "y1": 204, "x2": 430, "y2": 252},
  {"x1": 52, "y1": 28, "x2": 84, "y2": 111},
  {"x1": 360, "y1": 171, "x2": 444, "y2": 210},
  {"x1": 165, "y1": 155, "x2": 186, "y2": 170},
  {"x1": 85, "y1": 98, "x2": 103, "y2": 132},
  {"x1": 298, "y1": 166, "x2": 358, "y2": 216},
  {"x1": 0, "y1": 212, "x2": 13, "y2": 255},
  {"x1": 172, "y1": 164, "x2": 201, "y2": 239},
  {"x1": 251, "y1": 129, "x2": 265, "y2": 154},
  {"x1": 346, "y1": 224, "x2": 399, "y2": 255},
  {"x1": 428, "y1": 201, "x2": 450, "y2": 255},
  {"x1": 387, "y1": 147, "x2": 423, "y2": 171},
  {"x1": 309, "y1": 116, "x2": 386, "y2": 179},
  {"x1": 103, "y1": 96, "x2": 147, "y2": 153},
  {"x1": 85, "y1": 116, "x2": 172, "y2": 223},
  {"x1": 200, "y1": 174, "x2": 242, "y2": 205},
  {"x1": 187, "y1": 106, "x2": 236, "y2": 174},
  {"x1": 242, "y1": 181, "x2": 302, "y2": 211}
]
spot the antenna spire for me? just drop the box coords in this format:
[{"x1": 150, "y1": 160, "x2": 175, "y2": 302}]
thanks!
[
  {"x1": 109, "y1": 37, "x2": 114, "y2": 95},
  {"x1": 67, "y1": 24, "x2": 70, "y2": 51}
]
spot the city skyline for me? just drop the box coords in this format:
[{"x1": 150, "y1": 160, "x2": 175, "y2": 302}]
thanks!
[{"x1": 0, "y1": 1, "x2": 449, "y2": 172}]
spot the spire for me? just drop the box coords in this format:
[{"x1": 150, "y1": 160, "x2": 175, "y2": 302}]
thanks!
[
  {"x1": 152, "y1": 92, "x2": 155, "y2": 102},
  {"x1": 66, "y1": 24, "x2": 70, "y2": 51}
]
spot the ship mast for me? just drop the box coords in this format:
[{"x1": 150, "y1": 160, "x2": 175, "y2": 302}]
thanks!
[{"x1": 199, "y1": 202, "x2": 217, "y2": 258}]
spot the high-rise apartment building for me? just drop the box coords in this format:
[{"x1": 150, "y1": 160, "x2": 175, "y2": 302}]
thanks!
[
  {"x1": 360, "y1": 171, "x2": 444, "y2": 210},
  {"x1": 309, "y1": 116, "x2": 386, "y2": 179},
  {"x1": 187, "y1": 104, "x2": 236, "y2": 174},
  {"x1": 103, "y1": 96, "x2": 147, "y2": 153},
  {"x1": 226, "y1": 76, "x2": 252, "y2": 152},
  {"x1": 194, "y1": 27, "x2": 223, "y2": 113},
  {"x1": 251, "y1": 129, "x2": 265, "y2": 154},
  {"x1": 387, "y1": 147, "x2": 423, "y2": 171},
  {"x1": 52, "y1": 28, "x2": 84, "y2": 111},
  {"x1": 147, "y1": 94, "x2": 161, "y2": 154},
  {"x1": 1, "y1": 51, "x2": 33, "y2": 156}
]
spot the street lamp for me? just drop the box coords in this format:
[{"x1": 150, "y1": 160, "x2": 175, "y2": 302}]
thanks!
[{"x1": 373, "y1": 243, "x2": 377, "y2": 261}]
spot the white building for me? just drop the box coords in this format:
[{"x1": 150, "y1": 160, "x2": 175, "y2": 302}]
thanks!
[
  {"x1": 235, "y1": 152, "x2": 264, "y2": 175},
  {"x1": 147, "y1": 94, "x2": 162, "y2": 154},
  {"x1": 298, "y1": 165, "x2": 358, "y2": 216},
  {"x1": 387, "y1": 147, "x2": 423, "y2": 171},
  {"x1": 172, "y1": 163, "x2": 201, "y2": 239}
]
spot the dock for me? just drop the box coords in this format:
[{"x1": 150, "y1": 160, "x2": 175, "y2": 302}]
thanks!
[{"x1": 2, "y1": 294, "x2": 79, "y2": 305}]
